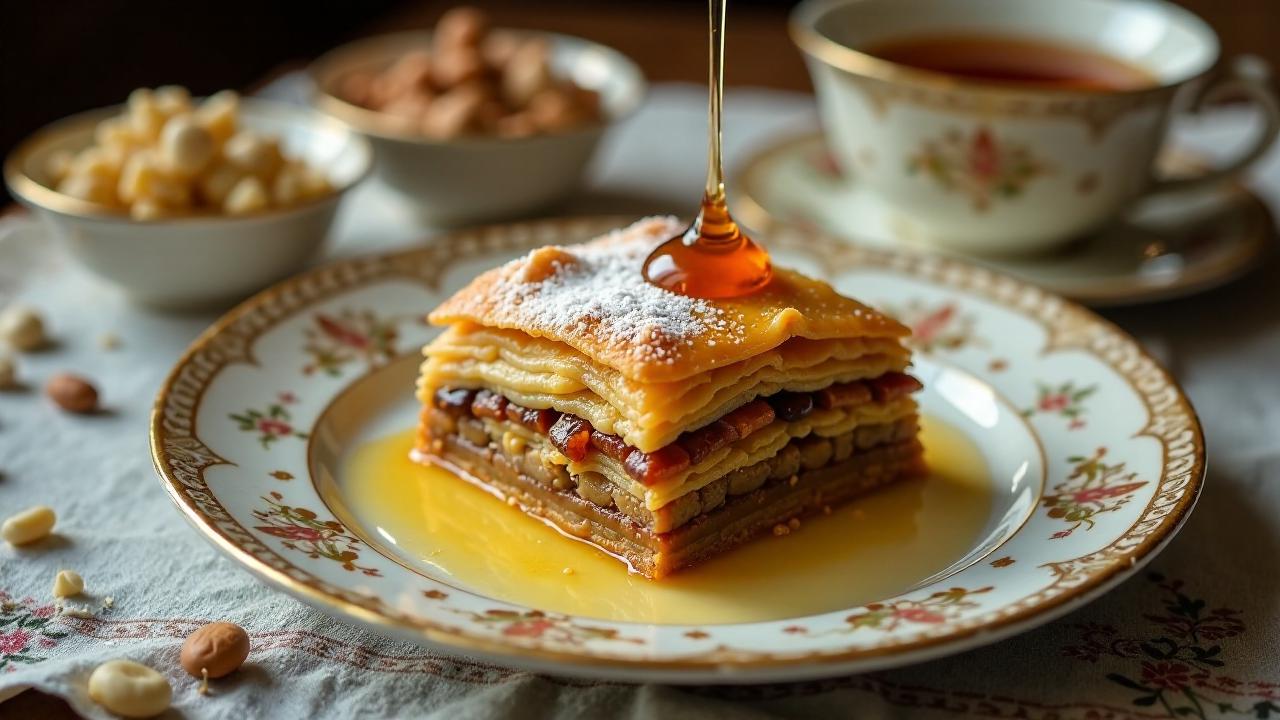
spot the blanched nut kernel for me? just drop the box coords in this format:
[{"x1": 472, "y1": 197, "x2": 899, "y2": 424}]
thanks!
[
  {"x1": 58, "y1": 173, "x2": 117, "y2": 207},
  {"x1": 270, "y1": 162, "x2": 332, "y2": 206},
  {"x1": 0, "y1": 304, "x2": 47, "y2": 351},
  {"x1": 0, "y1": 351, "x2": 16, "y2": 389},
  {"x1": 46, "y1": 372, "x2": 99, "y2": 414},
  {"x1": 88, "y1": 659, "x2": 172, "y2": 719},
  {"x1": 2, "y1": 506, "x2": 56, "y2": 546},
  {"x1": 224, "y1": 176, "x2": 269, "y2": 216},
  {"x1": 95, "y1": 117, "x2": 136, "y2": 153},
  {"x1": 222, "y1": 131, "x2": 284, "y2": 180},
  {"x1": 198, "y1": 162, "x2": 244, "y2": 206},
  {"x1": 130, "y1": 199, "x2": 170, "y2": 221},
  {"x1": 52, "y1": 569, "x2": 84, "y2": 598},
  {"x1": 194, "y1": 90, "x2": 240, "y2": 143},
  {"x1": 117, "y1": 151, "x2": 163, "y2": 204},
  {"x1": 70, "y1": 147, "x2": 124, "y2": 181},
  {"x1": 126, "y1": 88, "x2": 164, "y2": 142},
  {"x1": 158, "y1": 115, "x2": 215, "y2": 176},
  {"x1": 46, "y1": 149, "x2": 74, "y2": 184},
  {"x1": 180, "y1": 622, "x2": 250, "y2": 679},
  {"x1": 153, "y1": 85, "x2": 193, "y2": 116}
]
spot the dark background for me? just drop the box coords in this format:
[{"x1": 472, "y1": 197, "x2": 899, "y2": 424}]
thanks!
[{"x1": 3, "y1": 0, "x2": 1277, "y2": 182}]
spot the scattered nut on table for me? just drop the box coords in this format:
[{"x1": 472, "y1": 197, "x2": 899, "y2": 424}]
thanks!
[
  {"x1": 88, "y1": 659, "x2": 172, "y2": 718},
  {"x1": 181, "y1": 621, "x2": 251, "y2": 679},
  {"x1": 0, "y1": 350, "x2": 17, "y2": 389},
  {"x1": 46, "y1": 372, "x2": 99, "y2": 414},
  {"x1": 46, "y1": 86, "x2": 332, "y2": 219},
  {"x1": 2, "y1": 506, "x2": 56, "y2": 546},
  {"x1": 0, "y1": 305, "x2": 47, "y2": 351},
  {"x1": 52, "y1": 569, "x2": 85, "y2": 598},
  {"x1": 338, "y1": 6, "x2": 601, "y2": 139}
]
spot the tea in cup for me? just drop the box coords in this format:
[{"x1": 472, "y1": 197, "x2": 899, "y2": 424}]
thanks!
[{"x1": 791, "y1": 0, "x2": 1280, "y2": 254}]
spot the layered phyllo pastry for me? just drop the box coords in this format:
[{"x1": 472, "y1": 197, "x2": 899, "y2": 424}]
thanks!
[{"x1": 413, "y1": 217, "x2": 924, "y2": 578}]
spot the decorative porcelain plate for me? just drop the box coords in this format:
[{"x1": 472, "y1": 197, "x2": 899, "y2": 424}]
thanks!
[
  {"x1": 151, "y1": 216, "x2": 1204, "y2": 684},
  {"x1": 732, "y1": 132, "x2": 1273, "y2": 307}
]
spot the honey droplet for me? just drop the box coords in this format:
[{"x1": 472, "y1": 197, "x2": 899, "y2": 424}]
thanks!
[
  {"x1": 643, "y1": 196, "x2": 772, "y2": 299},
  {"x1": 642, "y1": 0, "x2": 773, "y2": 300}
]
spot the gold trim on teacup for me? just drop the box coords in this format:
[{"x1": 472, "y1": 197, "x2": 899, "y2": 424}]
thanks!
[
  {"x1": 150, "y1": 216, "x2": 1205, "y2": 673},
  {"x1": 789, "y1": 0, "x2": 1215, "y2": 100},
  {"x1": 788, "y1": 0, "x2": 1216, "y2": 139}
]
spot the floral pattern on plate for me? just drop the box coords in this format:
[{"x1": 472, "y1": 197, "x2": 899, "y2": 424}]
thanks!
[
  {"x1": 302, "y1": 309, "x2": 405, "y2": 377},
  {"x1": 253, "y1": 492, "x2": 381, "y2": 576},
  {"x1": 1042, "y1": 448, "x2": 1148, "y2": 539},
  {"x1": 150, "y1": 217, "x2": 1204, "y2": 683}
]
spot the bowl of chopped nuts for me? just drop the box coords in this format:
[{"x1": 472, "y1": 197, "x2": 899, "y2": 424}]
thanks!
[
  {"x1": 310, "y1": 7, "x2": 645, "y2": 224},
  {"x1": 3, "y1": 87, "x2": 372, "y2": 310}
]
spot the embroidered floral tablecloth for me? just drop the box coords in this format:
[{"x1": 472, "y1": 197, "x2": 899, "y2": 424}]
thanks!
[{"x1": 2, "y1": 84, "x2": 1279, "y2": 720}]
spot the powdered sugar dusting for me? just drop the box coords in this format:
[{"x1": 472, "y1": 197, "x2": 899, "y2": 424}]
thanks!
[{"x1": 481, "y1": 217, "x2": 745, "y2": 366}]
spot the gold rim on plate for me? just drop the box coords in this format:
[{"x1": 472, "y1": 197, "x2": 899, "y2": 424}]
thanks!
[{"x1": 150, "y1": 216, "x2": 1205, "y2": 675}]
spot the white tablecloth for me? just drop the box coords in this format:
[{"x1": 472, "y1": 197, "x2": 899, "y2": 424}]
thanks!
[{"x1": 1, "y1": 82, "x2": 1279, "y2": 720}]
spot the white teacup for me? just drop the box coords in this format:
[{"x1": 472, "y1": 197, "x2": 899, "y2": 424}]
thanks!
[{"x1": 791, "y1": 0, "x2": 1280, "y2": 254}]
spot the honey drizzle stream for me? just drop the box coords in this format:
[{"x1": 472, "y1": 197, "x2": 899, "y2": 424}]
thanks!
[{"x1": 642, "y1": 0, "x2": 773, "y2": 299}]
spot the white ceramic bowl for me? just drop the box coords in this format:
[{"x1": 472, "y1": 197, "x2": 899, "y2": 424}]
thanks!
[
  {"x1": 309, "y1": 31, "x2": 646, "y2": 225},
  {"x1": 4, "y1": 99, "x2": 373, "y2": 310}
]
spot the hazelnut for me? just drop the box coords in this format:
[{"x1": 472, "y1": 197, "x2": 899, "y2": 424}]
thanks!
[
  {"x1": 482, "y1": 31, "x2": 521, "y2": 68},
  {"x1": 46, "y1": 373, "x2": 99, "y2": 414},
  {"x1": 495, "y1": 112, "x2": 537, "y2": 139},
  {"x1": 501, "y1": 38, "x2": 553, "y2": 107},
  {"x1": 0, "y1": 350, "x2": 16, "y2": 389},
  {"x1": 382, "y1": 50, "x2": 433, "y2": 98},
  {"x1": 527, "y1": 87, "x2": 582, "y2": 132},
  {"x1": 421, "y1": 83, "x2": 488, "y2": 139},
  {"x1": 88, "y1": 659, "x2": 172, "y2": 718},
  {"x1": 435, "y1": 6, "x2": 489, "y2": 49},
  {"x1": 340, "y1": 71, "x2": 376, "y2": 107},
  {"x1": 431, "y1": 46, "x2": 486, "y2": 88},
  {"x1": 180, "y1": 621, "x2": 250, "y2": 679}
]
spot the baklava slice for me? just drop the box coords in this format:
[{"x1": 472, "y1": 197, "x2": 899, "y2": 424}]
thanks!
[{"x1": 413, "y1": 217, "x2": 924, "y2": 579}]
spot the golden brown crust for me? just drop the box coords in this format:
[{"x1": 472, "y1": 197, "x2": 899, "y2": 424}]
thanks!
[{"x1": 428, "y1": 217, "x2": 909, "y2": 383}]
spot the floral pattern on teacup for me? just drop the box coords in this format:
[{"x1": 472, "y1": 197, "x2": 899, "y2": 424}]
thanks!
[{"x1": 907, "y1": 126, "x2": 1051, "y2": 211}]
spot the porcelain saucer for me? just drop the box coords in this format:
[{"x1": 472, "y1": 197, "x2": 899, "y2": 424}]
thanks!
[{"x1": 732, "y1": 132, "x2": 1273, "y2": 306}]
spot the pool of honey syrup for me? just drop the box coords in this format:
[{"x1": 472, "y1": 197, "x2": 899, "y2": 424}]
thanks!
[{"x1": 330, "y1": 414, "x2": 997, "y2": 625}]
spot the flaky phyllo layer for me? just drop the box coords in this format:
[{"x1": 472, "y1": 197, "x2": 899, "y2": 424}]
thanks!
[{"x1": 417, "y1": 217, "x2": 920, "y2": 515}]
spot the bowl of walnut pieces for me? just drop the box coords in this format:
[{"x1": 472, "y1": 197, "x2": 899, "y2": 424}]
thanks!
[
  {"x1": 310, "y1": 7, "x2": 646, "y2": 224},
  {"x1": 3, "y1": 86, "x2": 372, "y2": 310}
]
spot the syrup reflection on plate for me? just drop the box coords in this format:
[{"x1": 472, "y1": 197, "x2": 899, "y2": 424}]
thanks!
[{"x1": 336, "y1": 414, "x2": 995, "y2": 625}]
